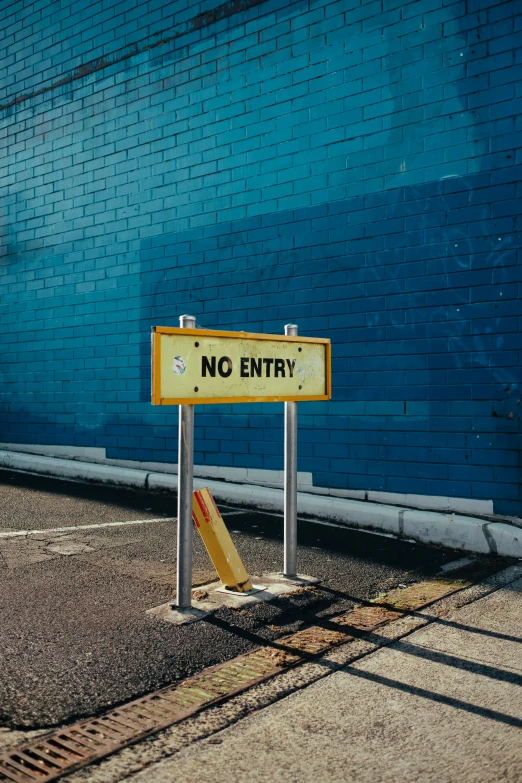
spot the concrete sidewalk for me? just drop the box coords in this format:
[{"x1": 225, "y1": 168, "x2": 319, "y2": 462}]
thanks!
[{"x1": 126, "y1": 571, "x2": 522, "y2": 783}]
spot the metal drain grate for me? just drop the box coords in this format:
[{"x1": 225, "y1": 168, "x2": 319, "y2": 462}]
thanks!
[
  {"x1": 0, "y1": 576, "x2": 474, "y2": 782},
  {"x1": 373, "y1": 578, "x2": 472, "y2": 612},
  {"x1": 0, "y1": 651, "x2": 288, "y2": 782}
]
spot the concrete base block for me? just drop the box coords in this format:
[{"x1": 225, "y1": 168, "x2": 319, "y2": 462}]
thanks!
[
  {"x1": 215, "y1": 584, "x2": 267, "y2": 597},
  {"x1": 0, "y1": 445, "x2": 496, "y2": 516},
  {"x1": 0, "y1": 450, "x2": 146, "y2": 489},
  {"x1": 2, "y1": 449, "x2": 522, "y2": 558},
  {"x1": 486, "y1": 523, "x2": 522, "y2": 558},
  {"x1": 303, "y1": 495, "x2": 402, "y2": 535},
  {"x1": 147, "y1": 573, "x2": 319, "y2": 624},
  {"x1": 402, "y1": 510, "x2": 491, "y2": 554},
  {"x1": 147, "y1": 605, "x2": 211, "y2": 626}
]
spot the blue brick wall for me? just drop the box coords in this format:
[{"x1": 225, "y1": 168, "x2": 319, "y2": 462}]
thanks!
[{"x1": 1, "y1": 0, "x2": 521, "y2": 514}]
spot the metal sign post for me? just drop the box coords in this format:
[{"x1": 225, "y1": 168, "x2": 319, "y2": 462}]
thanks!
[
  {"x1": 176, "y1": 314, "x2": 196, "y2": 608},
  {"x1": 284, "y1": 324, "x2": 298, "y2": 578}
]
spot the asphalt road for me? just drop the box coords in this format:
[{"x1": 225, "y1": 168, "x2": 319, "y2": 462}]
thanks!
[{"x1": 0, "y1": 468, "x2": 486, "y2": 729}]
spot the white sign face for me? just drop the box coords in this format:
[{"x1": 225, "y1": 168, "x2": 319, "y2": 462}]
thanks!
[{"x1": 152, "y1": 327, "x2": 331, "y2": 405}]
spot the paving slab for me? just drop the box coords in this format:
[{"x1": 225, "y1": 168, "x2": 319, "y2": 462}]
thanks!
[
  {"x1": 409, "y1": 577, "x2": 522, "y2": 671},
  {"x1": 129, "y1": 577, "x2": 522, "y2": 783}
]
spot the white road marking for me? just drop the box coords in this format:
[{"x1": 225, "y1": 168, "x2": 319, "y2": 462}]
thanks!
[{"x1": 0, "y1": 518, "x2": 176, "y2": 539}]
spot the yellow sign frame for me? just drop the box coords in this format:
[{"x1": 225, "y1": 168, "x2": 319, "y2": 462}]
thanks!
[{"x1": 152, "y1": 327, "x2": 331, "y2": 405}]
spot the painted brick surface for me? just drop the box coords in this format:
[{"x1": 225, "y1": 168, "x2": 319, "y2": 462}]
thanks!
[{"x1": 1, "y1": 0, "x2": 521, "y2": 514}]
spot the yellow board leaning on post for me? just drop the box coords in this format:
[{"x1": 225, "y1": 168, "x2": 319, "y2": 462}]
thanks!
[{"x1": 192, "y1": 488, "x2": 253, "y2": 593}]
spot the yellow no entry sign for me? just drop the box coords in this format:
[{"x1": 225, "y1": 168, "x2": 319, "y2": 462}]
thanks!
[{"x1": 152, "y1": 326, "x2": 331, "y2": 405}]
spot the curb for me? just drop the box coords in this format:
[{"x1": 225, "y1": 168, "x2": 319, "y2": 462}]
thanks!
[{"x1": 0, "y1": 449, "x2": 521, "y2": 558}]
